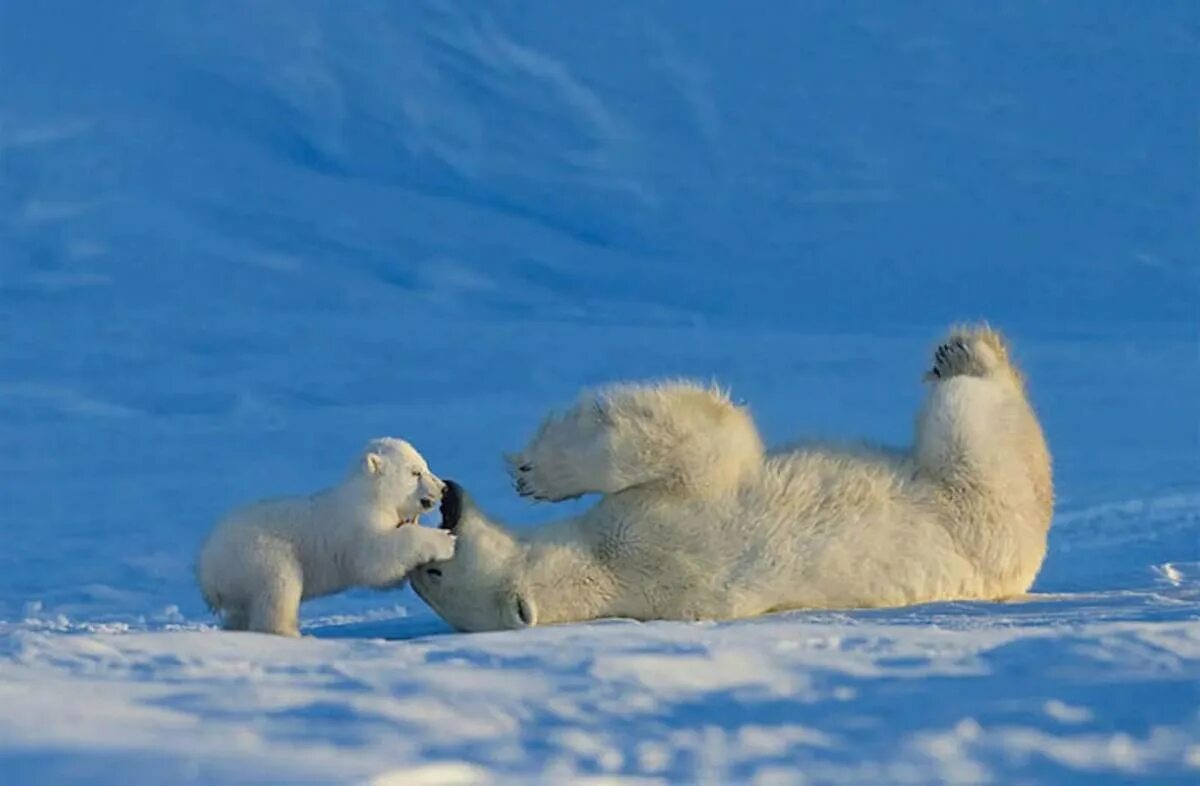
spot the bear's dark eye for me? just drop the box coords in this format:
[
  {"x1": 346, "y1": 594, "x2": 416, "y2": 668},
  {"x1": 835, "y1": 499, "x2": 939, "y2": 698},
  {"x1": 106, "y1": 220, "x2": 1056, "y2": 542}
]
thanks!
[{"x1": 412, "y1": 470, "x2": 422, "y2": 478}]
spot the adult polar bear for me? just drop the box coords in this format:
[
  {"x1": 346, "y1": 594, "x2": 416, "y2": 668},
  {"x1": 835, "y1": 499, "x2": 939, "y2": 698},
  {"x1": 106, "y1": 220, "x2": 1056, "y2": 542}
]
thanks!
[{"x1": 412, "y1": 325, "x2": 1053, "y2": 632}]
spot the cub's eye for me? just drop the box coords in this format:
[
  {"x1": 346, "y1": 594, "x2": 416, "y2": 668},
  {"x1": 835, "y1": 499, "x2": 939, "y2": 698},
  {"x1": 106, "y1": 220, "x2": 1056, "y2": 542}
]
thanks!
[{"x1": 412, "y1": 470, "x2": 422, "y2": 478}]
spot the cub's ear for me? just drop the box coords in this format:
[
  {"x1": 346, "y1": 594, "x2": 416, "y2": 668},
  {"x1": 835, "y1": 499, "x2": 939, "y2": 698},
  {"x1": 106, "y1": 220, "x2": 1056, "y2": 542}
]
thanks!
[
  {"x1": 504, "y1": 592, "x2": 537, "y2": 629},
  {"x1": 363, "y1": 452, "x2": 384, "y2": 476}
]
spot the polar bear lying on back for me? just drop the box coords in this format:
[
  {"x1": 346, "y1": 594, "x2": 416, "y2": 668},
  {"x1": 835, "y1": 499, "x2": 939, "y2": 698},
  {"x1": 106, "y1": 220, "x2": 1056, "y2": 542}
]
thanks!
[
  {"x1": 198, "y1": 438, "x2": 456, "y2": 636},
  {"x1": 412, "y1": 326, "x2": 1053, "y2": 631}
]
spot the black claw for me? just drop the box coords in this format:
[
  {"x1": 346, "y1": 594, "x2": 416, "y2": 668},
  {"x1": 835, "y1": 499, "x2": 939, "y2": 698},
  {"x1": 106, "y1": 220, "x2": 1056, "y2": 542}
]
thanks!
[{"x1": 516, "y1": 476, "x2": 538, "y2": 498}]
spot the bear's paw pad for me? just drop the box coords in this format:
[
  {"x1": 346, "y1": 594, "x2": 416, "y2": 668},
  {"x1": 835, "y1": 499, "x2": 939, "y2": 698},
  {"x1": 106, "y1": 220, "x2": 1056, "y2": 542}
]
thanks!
[{"x1": 928, "y1": 327, "x2": 1007, "y2": 380}]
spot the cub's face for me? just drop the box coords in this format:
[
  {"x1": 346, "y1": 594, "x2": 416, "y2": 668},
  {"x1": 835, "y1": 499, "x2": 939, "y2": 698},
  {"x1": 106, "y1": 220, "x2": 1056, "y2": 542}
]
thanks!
[
  {"x1": 410, "y1": 481, "x2": 536, "y2": 632},
  {"x1": 361, "y1": 438, "x2": 445, "y2": 525}
]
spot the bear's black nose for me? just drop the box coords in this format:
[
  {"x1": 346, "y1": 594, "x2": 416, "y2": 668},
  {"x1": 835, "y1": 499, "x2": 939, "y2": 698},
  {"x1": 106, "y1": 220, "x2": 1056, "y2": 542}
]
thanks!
[{"x1": 440, "y1": 480, "x2": 464, "y2": 532}]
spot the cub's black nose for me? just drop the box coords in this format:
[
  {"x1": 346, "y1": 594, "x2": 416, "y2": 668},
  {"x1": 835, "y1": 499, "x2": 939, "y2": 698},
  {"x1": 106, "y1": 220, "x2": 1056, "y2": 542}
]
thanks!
[{"x1": 440, "y1": 480, "x2": 464, "y2": 532}]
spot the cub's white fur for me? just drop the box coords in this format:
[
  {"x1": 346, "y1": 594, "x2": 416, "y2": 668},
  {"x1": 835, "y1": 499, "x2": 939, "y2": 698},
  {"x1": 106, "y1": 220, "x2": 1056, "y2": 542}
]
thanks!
[
  {"x1": 413, "y1": 326, "x2": 1053, "y2": 632},
  {"x1": 198, "y1": 438, "x2": 455, "y2": 636}
]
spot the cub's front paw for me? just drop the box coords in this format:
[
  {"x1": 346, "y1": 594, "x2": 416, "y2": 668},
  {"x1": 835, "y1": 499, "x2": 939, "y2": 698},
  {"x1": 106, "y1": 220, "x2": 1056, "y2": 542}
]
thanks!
[{"x1": 412, "y1": 527, "x2": 457, "y2": 564}]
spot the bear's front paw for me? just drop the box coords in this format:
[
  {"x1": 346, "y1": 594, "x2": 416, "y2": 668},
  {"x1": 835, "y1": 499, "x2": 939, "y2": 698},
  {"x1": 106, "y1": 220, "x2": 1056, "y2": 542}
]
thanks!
[
  {"x1": 926, "y1": 326, "x2": 1008, "y2": 381},
  {"x1": 508, "y1": 455, "x2": 542, "y2": 499},
  {"x1": 507, "y1": 455, "x2": 577, "y2": 503}
]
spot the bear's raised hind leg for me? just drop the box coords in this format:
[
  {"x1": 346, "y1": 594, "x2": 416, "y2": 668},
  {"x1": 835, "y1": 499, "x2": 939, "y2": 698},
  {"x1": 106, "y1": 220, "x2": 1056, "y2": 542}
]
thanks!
[
  {"x1": 915, "y1": 325, "x2": 1029, "y2": 479},
  {"x1": 913, "y1": 324, "x2": 1054, "y2": 597},
  {"x1": 915, "y1": 324, "x2": 1052, "y2": 519}
]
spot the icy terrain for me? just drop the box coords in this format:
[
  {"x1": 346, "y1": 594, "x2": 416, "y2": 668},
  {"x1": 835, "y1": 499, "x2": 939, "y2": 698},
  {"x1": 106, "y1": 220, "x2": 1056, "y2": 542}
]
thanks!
[{"x1": 0, "y1": 1, "x2": 1197, "y2": 783}]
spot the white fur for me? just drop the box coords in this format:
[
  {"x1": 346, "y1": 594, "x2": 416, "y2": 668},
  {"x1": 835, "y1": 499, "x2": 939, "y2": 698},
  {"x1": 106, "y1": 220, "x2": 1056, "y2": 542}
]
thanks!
[
  {"x1": 198, "y1": 438, "x2": 456, "y2": 636},
  {"x1": 412, "y1": 326, "x2": 1053, "y2": 632}
]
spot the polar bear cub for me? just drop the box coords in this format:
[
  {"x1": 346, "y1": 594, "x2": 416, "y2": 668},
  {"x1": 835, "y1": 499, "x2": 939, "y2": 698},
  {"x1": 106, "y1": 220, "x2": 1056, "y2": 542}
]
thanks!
[{"x1": 198, "y1": 438, "x2": 456, "y2": 636}]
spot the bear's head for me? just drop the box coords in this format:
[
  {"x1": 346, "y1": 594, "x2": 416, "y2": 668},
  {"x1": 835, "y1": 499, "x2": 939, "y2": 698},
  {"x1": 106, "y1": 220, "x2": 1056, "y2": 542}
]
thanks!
[
  {"x1": 410, "y1": 481, "x2": 537, "y2": 632},
  {"x1": 356, "y1": 437, "x2": 445, "y2": 527}
]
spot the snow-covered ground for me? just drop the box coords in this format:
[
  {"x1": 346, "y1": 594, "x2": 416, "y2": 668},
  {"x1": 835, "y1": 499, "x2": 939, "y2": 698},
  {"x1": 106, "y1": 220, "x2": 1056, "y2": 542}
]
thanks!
[{"x1": 1, "y1": 2, "x2": 1196, "y2": 783}]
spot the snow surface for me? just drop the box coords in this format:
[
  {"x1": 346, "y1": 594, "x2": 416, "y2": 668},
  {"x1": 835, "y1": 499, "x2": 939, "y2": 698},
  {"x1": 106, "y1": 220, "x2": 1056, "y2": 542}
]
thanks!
[{"x1": 1, "y1": 1, "x2": 1197, "y2": 783}]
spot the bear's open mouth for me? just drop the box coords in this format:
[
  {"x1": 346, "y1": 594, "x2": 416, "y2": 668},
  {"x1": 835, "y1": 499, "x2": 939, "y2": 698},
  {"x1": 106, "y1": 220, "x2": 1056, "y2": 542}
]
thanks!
[{"x1": 396, "y1": 514, "x2": 421, "y2": 528}]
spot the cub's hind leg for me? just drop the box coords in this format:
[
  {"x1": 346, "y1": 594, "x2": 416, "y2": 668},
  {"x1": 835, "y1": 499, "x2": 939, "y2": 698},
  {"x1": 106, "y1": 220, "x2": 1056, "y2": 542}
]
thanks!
[
  {"x1": 246, "y1": 562, "x2": 303, "y2": 637},
  {"x1": 222, "y1": 605, "x2": 250, "y2": 631}
]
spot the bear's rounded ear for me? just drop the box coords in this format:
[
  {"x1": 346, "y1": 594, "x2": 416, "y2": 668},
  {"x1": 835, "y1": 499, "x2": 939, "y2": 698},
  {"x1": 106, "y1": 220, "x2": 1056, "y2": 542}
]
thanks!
[
  {"x1": 363, "y1": 452, "x2": 384, "y2": 476},
  {"x1": 504, "y1": 592, "x2": 537, "y2": 629}
]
